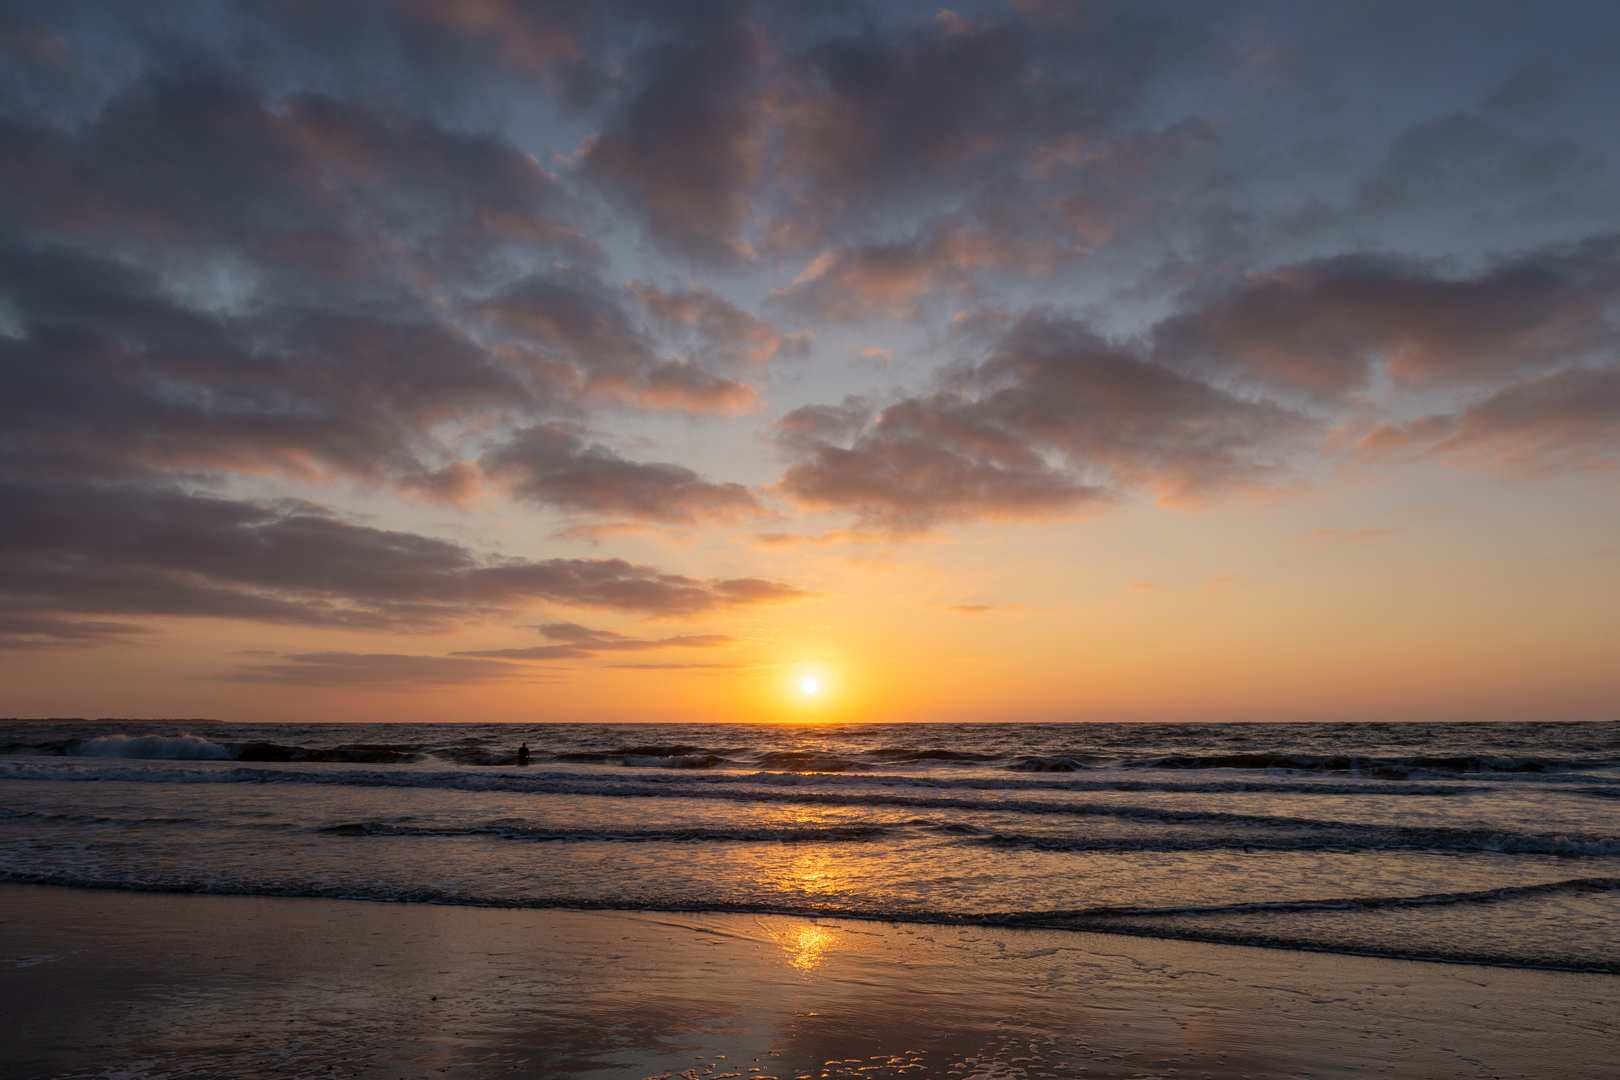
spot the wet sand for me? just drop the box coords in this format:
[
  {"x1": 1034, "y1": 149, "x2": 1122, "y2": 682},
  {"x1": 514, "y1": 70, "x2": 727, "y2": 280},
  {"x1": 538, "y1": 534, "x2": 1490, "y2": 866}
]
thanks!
[{"x1": 2, "y1": 883, "x2": 1615, "y2": 1079}]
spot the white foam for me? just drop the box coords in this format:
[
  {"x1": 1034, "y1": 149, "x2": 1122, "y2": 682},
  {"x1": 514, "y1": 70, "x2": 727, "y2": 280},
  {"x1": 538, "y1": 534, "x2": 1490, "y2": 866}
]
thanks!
[{"x1": 70, "y1": 734, "x2": 233, "y2": 761}]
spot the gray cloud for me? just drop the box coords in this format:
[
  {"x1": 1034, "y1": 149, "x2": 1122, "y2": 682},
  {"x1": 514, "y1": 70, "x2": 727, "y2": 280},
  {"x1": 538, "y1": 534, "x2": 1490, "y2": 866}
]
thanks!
[
  {"x1": 0, "y1": 614, "x2": 152, "y2": 652},
  {"x1": 1154, "y1": 238, "x2": 1620, "y2": 397},
  {"x1": 0, "y1": 480, "x2": 813, "y2": 647},
  {"x1": 1358, "y1": 365, "x2": 1620, "y2": 478},
  {"x1": 1, "y1": 0, "x2": 1616, "y2": 661},
  {"x1": 0, "y1": 236, "x2": 523, "y2": 494},
  {"x1": 481, "y1": 424, "x2": 763, "y2": 524},
  {"x1": 768, "y1": 222, "x2": 1064, "y2": 322},
  {"x1": 0, "y1": 76, "x2": 594, "y2": 292},
  {"x1": 226, "y1": 651, "x2": 523, "y2": 686},
  {"x1": 1357, "y1": 112, "x2": 1598, "y2": 217},
  {"x1": 581, "y1": 3, "x2": 765, "y2": 261},
  {"x1": 763, "y1": 5, "x2": 1177, "y2": 247},
  {"x1": 455, "y1": 620, "x2": 735, "y2": 660},
  {"x1": 480, "y1": 270, "x2": 760, "y2": 414},
  {"x1": 777, "y1": 312, "x2": 1305, "y2": 530},
  {"x1": 632, "y1": 280, "x2": 810, "y2": 365}
]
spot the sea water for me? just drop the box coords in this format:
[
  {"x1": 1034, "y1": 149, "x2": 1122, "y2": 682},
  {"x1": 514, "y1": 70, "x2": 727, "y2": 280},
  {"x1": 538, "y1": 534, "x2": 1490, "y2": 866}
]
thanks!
[{"x1": 2, "y1": 720, "x2": 1616, "y2": 971}]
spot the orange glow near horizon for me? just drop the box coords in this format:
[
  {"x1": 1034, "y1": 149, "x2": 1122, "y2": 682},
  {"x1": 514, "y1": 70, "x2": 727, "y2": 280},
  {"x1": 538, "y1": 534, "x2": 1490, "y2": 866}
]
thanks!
[
  {"x1": 2, "y1": 471, "x2": 1616, "y2": 725},
  {"x1": 4, "y1": 5, "x2": 1620, "y2": 728}
]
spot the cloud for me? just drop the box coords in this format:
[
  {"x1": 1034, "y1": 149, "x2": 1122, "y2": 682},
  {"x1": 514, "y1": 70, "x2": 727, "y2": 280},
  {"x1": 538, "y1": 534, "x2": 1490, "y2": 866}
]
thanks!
[
  {"x1": 632, "y1": 280, "x2": 809, "y2": 365},
  {"x1": 480, "y1": 271, "x2": 759, "y2": 414},
  {"x1": 1155, "y1": 238, "x2": 1620, "y2": 396},
  {"x1": 0, "y1": 614, "x2": 152, "y2": 652},
  {"x1": 1482, "y1": 61, "x2": 1561, "y2": 117},
  {"x1": 744, "y1": 529, "x2": 902, "y2": 548},
  {"x1": 481, "y1": 424, "x2": 763, "y2": 525},
  {"x1": 0, "y1": 72, "x2": 766, "y2": 522},
  {"x1": 769, "y1": 224, "x2": 1062, "y2": 321},
  {"x1": 924, "y1": 602, "x2": 1026, "y2": 615},
  {"x1": 1358, "y1": 111, "x2": 1597, "y2": 215},
  {"x1": 0, "y1": 480, "x2": 814, "y2": 643},
  {"x1": 763, "y1": 7, "x2": 1172, "y2": 246},
  {"x1": 0, "y1": 76, "x2": 593, "y2": 284},
  {"x1": 392, "y1": 0, "x2": 604, "y2": 99},
  {"x1": 776, "y1": 393, "x2": 1105, "y2": 531},
  {"x1": 580, "y1": 5, "x2": 765, "y2": 261},
  {"x1": 606, "y1": 662, "x2": 748, "y2": 670},
  {"x1": 550, "y1": 522, "x2": 653, "y2": 544},
  {"x1": 455, "y1": 621, "x2": 735, "y2": 661},
  {"x1": 0, "y1": 237, "x2": 527, "y2": 492},
  {"x1": 775, "y1": 312, "x2": 1306, "y2": 530},
  {"x1": 1358, "y1": 365, "x2": 1620, "y2": 478},
  {"x1": 226, "y1": 651, "x2": 522, "y2": 686}
]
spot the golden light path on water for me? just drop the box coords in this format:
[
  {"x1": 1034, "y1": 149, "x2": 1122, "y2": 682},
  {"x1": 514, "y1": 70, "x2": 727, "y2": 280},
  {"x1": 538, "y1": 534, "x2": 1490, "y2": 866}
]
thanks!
[{"x1": 784, "y1": 923, "x2": 838, "y2": 972}]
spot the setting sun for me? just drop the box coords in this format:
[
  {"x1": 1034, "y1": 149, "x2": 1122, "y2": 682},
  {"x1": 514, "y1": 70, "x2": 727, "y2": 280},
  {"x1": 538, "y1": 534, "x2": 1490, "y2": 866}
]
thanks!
[{"x1": 2, "y1": 3, "x2": 1616, "y2": 1076}]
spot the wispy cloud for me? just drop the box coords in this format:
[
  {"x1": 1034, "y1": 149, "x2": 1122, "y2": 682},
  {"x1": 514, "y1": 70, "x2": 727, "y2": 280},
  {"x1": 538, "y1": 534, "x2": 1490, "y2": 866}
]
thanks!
[{"x1": 454, "y1": 622, "x2": 736, "y2": 661}]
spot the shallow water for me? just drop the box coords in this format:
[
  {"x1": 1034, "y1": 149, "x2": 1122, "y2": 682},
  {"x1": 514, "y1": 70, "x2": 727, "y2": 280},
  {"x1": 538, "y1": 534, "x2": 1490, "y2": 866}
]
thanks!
[
  {"x1": 5, "y1": 886, "x2": 1618, "y2": 1080},
  {"x1": 1, "y1": 719, "x2": 1616, "y2": 970}
]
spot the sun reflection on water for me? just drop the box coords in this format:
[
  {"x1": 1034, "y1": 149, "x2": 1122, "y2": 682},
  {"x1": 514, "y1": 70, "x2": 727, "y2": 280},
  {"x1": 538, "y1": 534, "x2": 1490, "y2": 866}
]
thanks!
[
  {"x1": 785, "y1": 849, "x2": 842, "y2": 898},
  {"x1": 784, "y1": 922, "x2": 836, "y2": 972}
]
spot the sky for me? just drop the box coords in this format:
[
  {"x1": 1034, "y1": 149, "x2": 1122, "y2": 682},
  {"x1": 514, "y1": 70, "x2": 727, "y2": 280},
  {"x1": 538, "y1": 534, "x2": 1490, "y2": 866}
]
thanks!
[{"x1": 2, "y1": 0, "x2": 1618, "y2": 724}]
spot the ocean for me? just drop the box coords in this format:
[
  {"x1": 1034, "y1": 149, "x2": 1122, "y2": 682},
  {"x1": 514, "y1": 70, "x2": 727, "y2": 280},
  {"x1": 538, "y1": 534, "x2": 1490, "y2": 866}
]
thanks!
[{"x1": 2, "y1": 719, "x2": 1617, "y2": 974}]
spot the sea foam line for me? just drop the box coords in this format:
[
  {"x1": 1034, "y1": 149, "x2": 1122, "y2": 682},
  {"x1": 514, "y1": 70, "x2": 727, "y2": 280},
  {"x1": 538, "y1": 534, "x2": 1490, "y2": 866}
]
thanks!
[
  {"x1": 5, "y1": 763, "x2": 1616, "y2": 857},
  {"x1": 1, "y1": 871, "x2": 1614, "y2": 973},
  {"x1": 0, "y1": 758, "x2": 1526, "y2": 798}
]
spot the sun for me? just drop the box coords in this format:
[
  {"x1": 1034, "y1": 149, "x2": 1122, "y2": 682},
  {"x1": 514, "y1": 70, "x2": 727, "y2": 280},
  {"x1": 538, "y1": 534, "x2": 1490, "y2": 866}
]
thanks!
[{"x1": 800, "y1": 677, "x2": 819, "y2": 695}]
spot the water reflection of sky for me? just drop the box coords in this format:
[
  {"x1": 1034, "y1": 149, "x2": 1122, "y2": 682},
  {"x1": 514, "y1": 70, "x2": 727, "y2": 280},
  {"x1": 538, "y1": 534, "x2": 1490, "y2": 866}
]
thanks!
[
  {"x1": 782, "y1": 922, "x2": 838, "y2": 972},
  {"x1": 8, "y1": 888, "x2": 1613, "y2": 1080}
]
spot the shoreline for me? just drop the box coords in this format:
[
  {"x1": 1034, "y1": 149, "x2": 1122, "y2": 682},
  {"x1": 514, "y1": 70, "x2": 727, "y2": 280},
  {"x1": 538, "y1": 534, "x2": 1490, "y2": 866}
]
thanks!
[
  {"x1": 4, "y1": 881, "x2": 1616, "y2": 1079},
  {"x1": 5, "y1": 875, "x2": 1617, "y2": 977}
]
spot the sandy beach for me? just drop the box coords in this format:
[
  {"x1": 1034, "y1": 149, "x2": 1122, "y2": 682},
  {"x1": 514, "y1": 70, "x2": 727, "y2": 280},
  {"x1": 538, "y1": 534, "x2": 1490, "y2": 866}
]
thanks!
[{"x1": 3, "y1": 883, "x2": 1615, "y2": 1080}]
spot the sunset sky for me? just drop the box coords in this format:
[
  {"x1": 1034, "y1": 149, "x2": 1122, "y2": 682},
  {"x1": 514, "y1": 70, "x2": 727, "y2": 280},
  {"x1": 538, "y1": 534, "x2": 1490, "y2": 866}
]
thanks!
[{"x1": 2, "y1": 0, "x2": 1617, "y2": 724}]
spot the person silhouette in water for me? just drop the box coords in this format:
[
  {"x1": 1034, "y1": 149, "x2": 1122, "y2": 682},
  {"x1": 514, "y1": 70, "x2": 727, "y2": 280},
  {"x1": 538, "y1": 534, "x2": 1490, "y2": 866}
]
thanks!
[{"x1": 517, "y1": 742, "x2": 530, "y2": 766}]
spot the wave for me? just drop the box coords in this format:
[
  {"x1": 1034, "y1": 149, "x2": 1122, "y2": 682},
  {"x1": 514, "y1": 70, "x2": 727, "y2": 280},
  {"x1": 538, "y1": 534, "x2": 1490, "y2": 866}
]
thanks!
[
  {"x1": 622, "y1": 754, "x2": 730, "y2": 770},
  {"x1": 8, "y1": 762, "x2": 1612, "y2": 858},
  {"x1": 0, "y1": 757, "x2": 1505, "y2": 798},
  {"x1": 1121, "y1": 752, "x2": 1620, "y2": 777},
  {"x1": 315, "y1": 822, "x2": 888, "y2": 843},
  {"x1": 12, "y1": 734, "x2": 427, "y2": 764},
  {"x1": 955, "y1": 828, "x2": 1620, "y2": 857},
  {"x1": 999, "y1": 875, "x2": 1620, "y2": 921},
  {"x1": 70, "y1": 734, "x2": 233, "y2": 760},
  {"x1": 6, "y1": 727, "x2": 1617, "y2": 779},
  {"x1": 1006, "y1": 756, "x2": 1095, "y2": 772},
  {"x1": 7, "y1": 733, "x2": 426, "y2": 764},
  {"x1": 2, "y1": 872, "x2": 1613, "y2": 973},
  {"x1": 0, "y1": 806, "x2": 209, "y2": 827}
]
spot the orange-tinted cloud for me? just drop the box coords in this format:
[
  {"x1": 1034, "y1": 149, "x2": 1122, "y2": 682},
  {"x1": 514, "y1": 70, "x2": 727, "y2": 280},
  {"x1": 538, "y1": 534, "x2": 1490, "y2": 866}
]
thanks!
[
  {"x1": 580, "y1": 8, "x2": 764, "y2": 261},
  {"x1": 455, "y1": 621, "x2": 735, "y2": 661},
  {"x1": 769, "y1": 226, "x2": 1062, "y2": 321},
  {"x1": 633, "y1": 280, "x2": 809, "y2": 365},
  {"x1": 924, "y1": 601, "x2": 1028, "y2": 615},
  {"x1": 775, "y1": 312, "x2": 1306, "y2": 529},
  {"x1": 392, "y1": 0, "x2": 590, "y2": 86},
  {"x1": 1156, "y1": 239, "x2": 1620, "y2": 395},
  {"x1": 1358, "y1": 365, "x2": 1620, "y2": 477},
  {"x1": 482, "y1": 424, "x2": 762, "y2": 525},
  {"x1": 0, "y1": 481, "x2": 812, "y2": 647},
  {"x1": 227, "y1": 651, "x2": 522, "y2": 686},
  {"x1": 480, "y1": 272, "x2": 759, "y2": 415}
]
